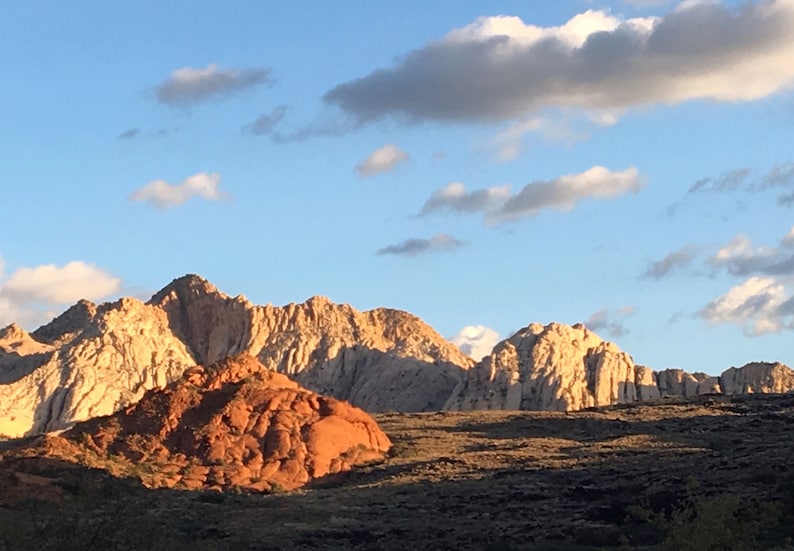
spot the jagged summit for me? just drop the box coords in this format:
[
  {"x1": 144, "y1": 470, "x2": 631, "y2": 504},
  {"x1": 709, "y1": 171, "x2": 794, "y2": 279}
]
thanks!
[
  {"x1": 1, "y1": 274, "x2": 793, "y2": 439},
  {"x1": 0, "y1": 323, "x2": 26, "y2": 342},
  {"x1": 0, "y1": 274, "x2": 472, "y2": 437},
  {"x1": 147, "y1": 273, "x2": 224, "y2": 306},
  {"x1": 32, "y1": 299, "x2": 97, "y2": 346}
]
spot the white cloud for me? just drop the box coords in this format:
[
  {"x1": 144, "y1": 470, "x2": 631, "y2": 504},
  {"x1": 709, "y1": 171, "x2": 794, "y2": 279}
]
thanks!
[
  {"x1": 156, "y1": 63, "x2": 270, "y2": 106},
  {"x1": 324, "y1": 2, "x2": 794, "y2": 124},
  {"x1": 708, "y1": 233, "x2": 794, "y2": 277},
  {"x1": 376, "y1": 233, "x2": 463, "y2": 257},
  {"x1": 450, "y1": 325, "x2": 501, "y2": 360},
  {"x1": 418, "y1": 166, "x2": 643, "y2": 224},
  {"x1": 356, "y1": 145, "x2": 409, "y2": 178},
  {"x1": 2, "y1": 262, "x2": 121, "y2": 306},
  {"x1": 699, "y1": 276, "x2": 792, "y2": 335},
  {"x1": 128, "y1": 172, "x2": 230, "y2": 210},
  {"x1": 0, "y1": 260, "x2": 122, "y2": 329},
  {"x1": 418, "y1": 182, "x2": 511, "y2": 216},
  {"x1": 496, "y1": 166, "x2": 643, "y2": 221}
]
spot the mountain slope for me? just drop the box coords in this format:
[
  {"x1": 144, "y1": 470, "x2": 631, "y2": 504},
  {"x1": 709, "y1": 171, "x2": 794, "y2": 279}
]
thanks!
[{"x1": 0, "y1": 275, "x2": 472, "y2": 437}]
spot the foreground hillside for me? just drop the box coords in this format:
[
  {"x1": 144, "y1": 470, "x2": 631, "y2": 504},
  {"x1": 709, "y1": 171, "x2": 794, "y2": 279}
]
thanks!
[{"x1": 1, "y1": 393, "x2": 793, "y2": 550}]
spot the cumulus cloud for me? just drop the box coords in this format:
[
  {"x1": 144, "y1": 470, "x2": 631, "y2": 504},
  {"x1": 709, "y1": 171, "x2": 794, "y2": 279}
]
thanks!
[
  {"x1": 156, "y1": 63, "x2": 270, "y2": 106},
  {"x1": 585, "y1": 306, "x2": 635, "y2": 338},
  {"x1": 128, "y1": 172, "x2": 230, "y2": 210},
  {"x1": 699, "y1": 276, "x2": 794, "y2": 335},
  {"x1": 0, "y1": 261, "x2": 122, "y2": 328},
  {"x1": 643, "y1": 244, "x2": 698, "y2": 279},
  {"x1": 324, "y1": 2, "x2": 794, "y2": 125},
  {"x1": 495, "y1": 166, "x2": 643, "y2": 222},
  {"x1": 243, "y1": 105, "x2": 288, "y2": 135},
  {"x1": 708, "y1": 234, "x2": 794, "y2": 277},
  {"x1": 376, "y1": 233, "x2": 463, "y2": 257},
  {"x1": 356, "y1": 145, "x2": 409, "y2": 177},
  {"x1": 450, "y1": 325, "x2": 501, "y2": 360},
  {"x1": 418, "y1": 166, "x2": 642, "y2": 223},
  {"x1": 418, "y1": 182, "x2": 511, "y2": 217}
]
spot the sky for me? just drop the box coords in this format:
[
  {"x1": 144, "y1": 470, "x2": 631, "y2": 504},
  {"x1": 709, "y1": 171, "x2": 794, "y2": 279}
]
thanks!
[{"x1": 2, "y1": 0, "x2": 794, "y2": 374}]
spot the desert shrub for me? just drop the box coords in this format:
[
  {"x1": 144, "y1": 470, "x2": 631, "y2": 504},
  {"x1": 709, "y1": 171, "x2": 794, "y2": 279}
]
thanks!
[{"x1": 626, "y1": 493, "x2": 791, "y2": 550}]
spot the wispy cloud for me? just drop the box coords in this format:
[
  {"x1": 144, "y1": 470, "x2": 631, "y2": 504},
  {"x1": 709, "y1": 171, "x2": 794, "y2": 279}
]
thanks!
[
  {"x1": 117, "y1": 128, "x2": 140, "y2": 141},
  {"x1": 156, "y1": 63, "x2": 270, "y2": 106},
  {"x1": 128, "y1": 172, "x2": 231, "y2": 210},
  {"x1": 585, "y1": 306, "x2": 635, "y2": 338},
  {"x1": 417, "y1": 166, "x2": 643, "y2": 224},
  {"x1": 243, "y1": 105, "x2": 288, "y2": 135},
  {"x1": 688, "y1": 168, "x2": 751, "y2": 194},
  {"x1": 376, "y1": 233, "x2": 463, "y2": 257},
  {"x1": 356, "y1": 145, "x2": 409, "y2": 178},
  {"x1": 324, "y1": 2, "x2": 794, "y2": 125},
  {"x1": 643, "y1": 244, "x2": 698, "y2": 279}
]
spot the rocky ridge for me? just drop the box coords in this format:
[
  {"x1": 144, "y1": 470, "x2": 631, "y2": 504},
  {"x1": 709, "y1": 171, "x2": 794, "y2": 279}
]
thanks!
[
  {"x1": 445, "y1": 322, "x2": 794, "y2": 411},
  {"x1": 0, "y1": 275, "x2": 472, "y2": 437},
  {"x1": 4, "y1": 355, "x2": 391, "y2": 492},
  {"x1": 2, "y1": 274, "x2": 794, "y2": 437}
]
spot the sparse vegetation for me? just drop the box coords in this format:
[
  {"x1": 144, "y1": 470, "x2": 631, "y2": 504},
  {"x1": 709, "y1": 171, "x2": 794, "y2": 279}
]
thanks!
[{"x1": 1, "y1": 395, "x2": 793, "y2": 550}]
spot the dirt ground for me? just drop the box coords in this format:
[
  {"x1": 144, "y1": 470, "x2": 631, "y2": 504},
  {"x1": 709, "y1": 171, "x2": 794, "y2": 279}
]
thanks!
[{"x1": 1, "y1": 394, "x2": 794, "y2": 550}]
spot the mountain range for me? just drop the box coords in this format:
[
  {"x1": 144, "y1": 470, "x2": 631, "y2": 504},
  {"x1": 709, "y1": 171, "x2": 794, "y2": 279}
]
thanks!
[{"x1": 1, "y1": 274, "x2": 793, "y2": 438}]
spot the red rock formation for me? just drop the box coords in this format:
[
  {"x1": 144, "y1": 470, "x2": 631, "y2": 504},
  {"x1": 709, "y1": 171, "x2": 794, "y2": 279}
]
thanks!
[{"x1": 16, "y1": 355, "x2": 391, "y2": 492}]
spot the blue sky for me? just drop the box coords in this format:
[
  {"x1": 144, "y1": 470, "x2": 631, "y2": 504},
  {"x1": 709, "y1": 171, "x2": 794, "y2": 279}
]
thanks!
[{"x1": 2, "y1": 0, "x2": 794, "y2": 374}]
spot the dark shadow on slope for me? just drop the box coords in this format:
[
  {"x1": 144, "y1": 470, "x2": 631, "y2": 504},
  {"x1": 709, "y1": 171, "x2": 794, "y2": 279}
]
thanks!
[
  {"x1": 291, "y1": 344, "x2": 466, "y2": 413},
  {"x1": 3, "y1": 399, "x2": 794, "y2": 550},
  {"x1": 24, "y1": 361, "x2": 73, "y2": 437},
  {"x1": 0, "y1": 351, "x2": 52, "y2": 384}
]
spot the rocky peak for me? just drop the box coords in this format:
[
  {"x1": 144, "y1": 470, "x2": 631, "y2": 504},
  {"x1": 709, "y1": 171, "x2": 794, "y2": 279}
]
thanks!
[
  {"x1": 0, "y1": 323, "x2": 27, "y2": 343},
  {"x1": 146, "y1": 274, "x2": 224, "y2": 307},
  {"x1": 11, "y1": 354, "x2": 392, "y2": 493},
  {"x1": 32, "y1": 299, "x2": 96, "y2": 346},
  {"x1": 446, "y1": 322, "x2": 648, "y2": 411}
]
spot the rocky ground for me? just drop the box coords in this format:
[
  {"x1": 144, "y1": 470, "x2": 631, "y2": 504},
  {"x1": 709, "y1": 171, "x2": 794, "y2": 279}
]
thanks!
[{"x1": 2, "y1": 393, "x2": 794, "y2": 550}]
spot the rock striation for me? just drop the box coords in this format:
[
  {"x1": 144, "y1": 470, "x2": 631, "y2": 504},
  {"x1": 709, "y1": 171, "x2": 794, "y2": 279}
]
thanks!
[
  {"x1": 0, "y1": 275, "x2": 472, "y2": 438},
  {"x1": 6, "y1": 355, "x2": 391, "y2": 492},
  {"x1": 445, "y1": 322, "x2": 794, "y2": 412}
]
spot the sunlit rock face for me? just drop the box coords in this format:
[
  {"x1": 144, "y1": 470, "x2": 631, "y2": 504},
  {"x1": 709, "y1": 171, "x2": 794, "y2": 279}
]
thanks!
[
  {"x1": 3, "y1": 273, "x2": 794, "y2": 437},
  {"x1": 0, "y1": 275, "x2": 472, "y2": 438},
  {"x1": 8, "y1": 355, "x2": 392, "y2": 492},
  {"x1": 444, "y1": 322, "x2": 646, "y2": 411},
  {"x1": 444, "y1": 323, "x2": 794, "y2": 412}
]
